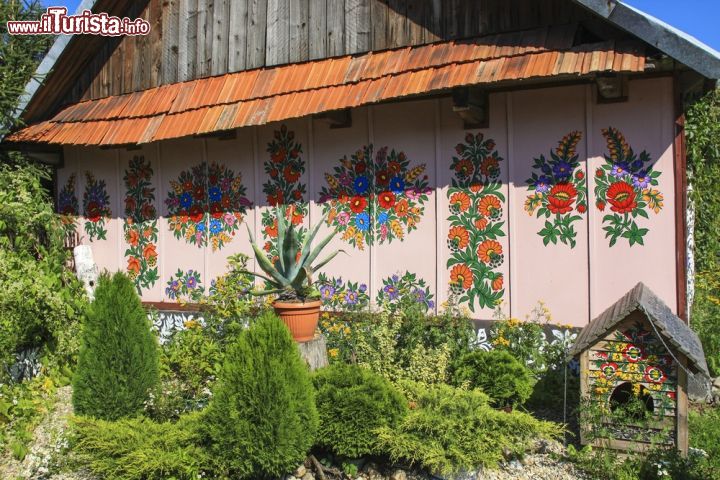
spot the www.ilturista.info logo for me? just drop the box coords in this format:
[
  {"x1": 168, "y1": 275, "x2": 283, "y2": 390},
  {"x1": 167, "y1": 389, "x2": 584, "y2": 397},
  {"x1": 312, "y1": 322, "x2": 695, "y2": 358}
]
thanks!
[{"x1": 7, "y1": 7, "x2": 150, "y2": 36}]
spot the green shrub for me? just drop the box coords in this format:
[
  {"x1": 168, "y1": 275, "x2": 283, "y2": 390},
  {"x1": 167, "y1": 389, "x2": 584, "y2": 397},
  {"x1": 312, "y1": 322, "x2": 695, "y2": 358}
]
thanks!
[
  {"x1": 313, "y1": 364, "x2": 407, "y2": 458},
  {"x1": 0, "y1": 163, "x2": 87, "y2": 379},
  {"x1": 453, "y1": 350, "x2": 534, "y2": 408},
  {"x1": 375, "y1": 382, "x2": 562, "y2": 476},
  {"x1": 567, "y1": 444, "x2": 713, "y2": 480},
  {"x1": 0, "y1": 372, "x2": 61, "y2": 455},
  {"x1": 320, "y1": 307, "x2": 474, "y2": 373},
  {"x1": 690, "y1": 406, "x2": 720, "y2": 477},
  {"x1": 329, "y1": 310, "x2": 473, "y2": 392},
  {"x1": 73, "y1": 272, "x2": 159, "y2": 420},
  {"x1": 148, "y1": 324, "x2": 223, "y2": 421},
  {"x1": 70, "y1": 414, "x2": 209, "y2": 480},
  {"x1": 686, "y1": 89, "x2": 720, "y2": 377},
  {"x1": 202, "y1": 311, "x2": 318, "y2": 478},
  {"x1": 691, "y1": 272, "x2": 720, "y2": 376}
]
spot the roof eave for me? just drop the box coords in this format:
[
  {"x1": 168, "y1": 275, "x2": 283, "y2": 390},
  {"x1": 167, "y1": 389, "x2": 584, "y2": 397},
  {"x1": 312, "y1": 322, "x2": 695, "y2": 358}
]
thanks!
[{"x1": 572, "y1": 0, "x2": 720, "y2": 80}]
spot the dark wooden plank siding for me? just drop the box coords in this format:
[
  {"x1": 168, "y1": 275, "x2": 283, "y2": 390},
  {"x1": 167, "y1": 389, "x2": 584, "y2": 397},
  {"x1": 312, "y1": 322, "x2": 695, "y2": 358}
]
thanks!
[{"x1": 28, "y1": 0, "x2": 603, "y2": 121}]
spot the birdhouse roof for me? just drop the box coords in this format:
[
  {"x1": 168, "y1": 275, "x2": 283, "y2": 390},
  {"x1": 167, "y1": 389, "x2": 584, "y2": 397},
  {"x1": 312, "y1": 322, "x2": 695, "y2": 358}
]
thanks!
[{"x1": 569, "y1": 282, "x2": 710, "y2": 378}]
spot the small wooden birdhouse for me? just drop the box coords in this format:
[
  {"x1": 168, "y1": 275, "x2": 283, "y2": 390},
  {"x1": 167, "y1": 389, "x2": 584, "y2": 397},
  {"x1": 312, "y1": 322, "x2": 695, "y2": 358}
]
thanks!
[{"x1": 569, "y1": 283, "x2": 709, "y2": 454}]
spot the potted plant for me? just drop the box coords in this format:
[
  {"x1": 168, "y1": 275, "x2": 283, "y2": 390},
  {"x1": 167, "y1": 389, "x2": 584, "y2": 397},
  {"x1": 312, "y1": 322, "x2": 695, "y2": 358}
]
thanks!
[{"x1": 244, "y1": 205, "x2": 342, "y2": 341}]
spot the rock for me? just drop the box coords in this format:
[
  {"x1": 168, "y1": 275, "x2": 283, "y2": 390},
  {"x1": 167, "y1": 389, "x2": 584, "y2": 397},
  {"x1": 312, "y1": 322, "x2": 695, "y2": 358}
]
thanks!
[
  {"x1": 301, "y1": 472, "x2": 315, "y2": 480},
  {"x1": 390, "y1": 469, "x2": 407, "y2": 480},
  {"x1": 73, "y1": 245, "x2": 99, "y2": 299},
  {"x1": 507, "y1": 459, "x2": 523, "y2": 471},
  {"x1": 362, "y1": 463, "x2": 383, "y2": 480},
  {"x1": 294, "y1": 465, "x2": 307, "y2": 478}
]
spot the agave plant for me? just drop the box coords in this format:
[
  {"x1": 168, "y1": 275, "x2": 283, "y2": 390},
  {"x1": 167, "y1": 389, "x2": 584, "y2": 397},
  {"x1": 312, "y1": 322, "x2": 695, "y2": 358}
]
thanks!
[{"x1": 244, "y1": 205, "x2": 342, "y2": 301}]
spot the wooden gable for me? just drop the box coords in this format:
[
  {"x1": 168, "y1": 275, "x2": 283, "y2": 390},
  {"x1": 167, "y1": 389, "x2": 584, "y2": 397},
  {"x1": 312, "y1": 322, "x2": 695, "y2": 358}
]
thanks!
[{"x1": 23, "y1": 0, "x2": 608, "y2": 123}]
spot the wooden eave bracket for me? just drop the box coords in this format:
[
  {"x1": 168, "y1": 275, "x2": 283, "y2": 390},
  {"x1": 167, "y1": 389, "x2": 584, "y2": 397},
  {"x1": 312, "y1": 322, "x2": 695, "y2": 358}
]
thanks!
[
  {"x1": 452, "y1": 87, "x2": 489, "y2": 129},
  {"x1": 314, "y1": 109, "x2": 352, "y2": 129}
]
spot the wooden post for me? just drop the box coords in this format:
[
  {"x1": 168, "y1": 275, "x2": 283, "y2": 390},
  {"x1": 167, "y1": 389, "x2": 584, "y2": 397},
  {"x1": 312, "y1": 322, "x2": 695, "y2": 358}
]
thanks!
[
  {"x1": 677, "y1": 354, "x2": 689, "y2": 455},
  {"x1": 297, "y1": 334, "x2": 329, "y2": 371}
]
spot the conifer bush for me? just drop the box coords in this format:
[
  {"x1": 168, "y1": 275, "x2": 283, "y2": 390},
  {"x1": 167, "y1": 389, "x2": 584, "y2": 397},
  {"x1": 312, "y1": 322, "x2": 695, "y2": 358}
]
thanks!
[
  {"x1": 72, "y1": 272, "x2": 159, "y2": 420},
  {"x1": 202, "y1": 311, "x2": 318, "y2": 478},
  {"x1": 313, "y1": 363, "x2": 407, "y2": 458},
  {"x1": 452, "y1": 350, "x2": 534, "y2": 408}
]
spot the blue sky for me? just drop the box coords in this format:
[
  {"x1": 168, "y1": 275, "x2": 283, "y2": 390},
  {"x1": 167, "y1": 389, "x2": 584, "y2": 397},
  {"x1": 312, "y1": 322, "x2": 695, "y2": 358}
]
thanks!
[{"x1": 43, "y1": 0, "x2": 720, "y2": 52}]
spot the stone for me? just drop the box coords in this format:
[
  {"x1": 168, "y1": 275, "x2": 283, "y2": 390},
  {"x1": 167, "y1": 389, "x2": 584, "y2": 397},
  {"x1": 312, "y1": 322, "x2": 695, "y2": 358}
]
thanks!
[
  {"x1": 362, "y1": 463, "x2": 383, "y2": 480},
  {"x1": 294, "y1": 465, "x2": 307, "y2": 478},
  {"x1": 73, "y1": 245, "x2": 99, "y2": 299},
  {"x1": 713, "y1": 376, "x2": 720, "y2": 389},
  {"x1": 390, "y1": 469, "x2": 407, "y2": 480},
  {"x1": 507, "y1": 459, "x2": 523, "y2": 470},
  {"x1": 301, "y1": 472, "x2": 315, "y2": 480}
]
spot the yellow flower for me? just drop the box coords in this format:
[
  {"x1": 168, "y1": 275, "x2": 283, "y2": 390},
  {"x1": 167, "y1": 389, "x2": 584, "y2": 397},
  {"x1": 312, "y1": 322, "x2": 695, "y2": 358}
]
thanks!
[
  {"x1": 524, "y1": 194, "x2": 542, "y2": 216},
  {"x1": 642, "y1": 188, "x2": 664, "y2": 214},
  {"x1": 328, "y1": 348, "x2": 339, "y2": 358}
]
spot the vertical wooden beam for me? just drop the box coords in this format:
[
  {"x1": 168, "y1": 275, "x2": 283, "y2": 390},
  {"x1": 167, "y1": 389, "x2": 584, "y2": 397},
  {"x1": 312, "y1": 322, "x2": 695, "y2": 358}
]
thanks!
[
  {"x1": 149, "y1": 0, "x2": 164, "y2": 87},
  {"x1": 386, "y1": 0, "x2": 406, "y2": 48},
  {"x1": 228, "y1": 0, "x2": 249, "y2": 72},
  {"x1": 180, "y1": 0, "x2": 198, "y2": 81},
  {"x1": 326, "y1": 0, "x2": 345, "y2": 57},
  {"x1": 203, "y1": 0, "x2": 215, "y2": 76},
  {"x1": 289, "y1": 0, "x2": 309, "y2": 62},
  {"x1": 211, "y1": 0, "x2": 230, "y2": 75},
  {"x1": 345, "y1": 0, "x2": 370, "y2": 54},
  {"x1": 162, "y1": 0, "x2": 180, "y2": 84},
  {"x1": 673, "y1": 72, "x2": 689, "y2": 323},
  {"x1": 308, "y1": 0, "x2": 327, "y2": 60},
  {"x1": 370, "y1": 0, "x2": 388, "y2": 51},
  {"x1": 579, "y1": 349, "x2": 590, "y2": 446},
  {"x1": 196, "y1": 0, "x2": 209, "y2": 77},
  {"x1": 247, "y1": 0, "x2": 268, "y2": 68},
  {"x1": 676, "y1": 354, "x2": 689, "y2": 455},
  {"x1": 266, "y1": 0, "x2": 290, "y2": 66}
]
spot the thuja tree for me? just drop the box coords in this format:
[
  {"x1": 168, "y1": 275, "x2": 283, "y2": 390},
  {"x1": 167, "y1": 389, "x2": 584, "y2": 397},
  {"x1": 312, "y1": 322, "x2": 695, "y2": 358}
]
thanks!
[
  {"x1": 73, "y1": 272, "x2": 159, "y2": 420},
  {"x1": 685, "y1": 88, "x2": 720, "y2": 376},
  {"x1": 203, "y1": 311, "x2": 318, "y2": 479}
]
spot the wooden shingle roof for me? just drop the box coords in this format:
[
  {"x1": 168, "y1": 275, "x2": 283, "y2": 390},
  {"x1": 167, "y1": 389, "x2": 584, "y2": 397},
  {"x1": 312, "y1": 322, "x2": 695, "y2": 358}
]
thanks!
[
  {"x1": 569, "y1": 282, "x2": 709, "y2": 378},
  {"x1": 5, "y1": 25, "x2": 647, "y2": 147}
]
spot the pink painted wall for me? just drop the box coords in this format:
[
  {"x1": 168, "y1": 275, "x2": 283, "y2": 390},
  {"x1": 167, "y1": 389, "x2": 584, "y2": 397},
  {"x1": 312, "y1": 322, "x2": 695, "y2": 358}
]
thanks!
[{"x1": 59, "y1": 77, "x2": 677, "y2": 327}]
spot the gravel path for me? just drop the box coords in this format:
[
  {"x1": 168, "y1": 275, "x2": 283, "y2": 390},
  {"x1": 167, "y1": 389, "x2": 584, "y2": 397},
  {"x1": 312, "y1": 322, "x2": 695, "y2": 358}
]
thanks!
[{"x1": 0, "y1": 386, "x2": 93, "y2": 480}]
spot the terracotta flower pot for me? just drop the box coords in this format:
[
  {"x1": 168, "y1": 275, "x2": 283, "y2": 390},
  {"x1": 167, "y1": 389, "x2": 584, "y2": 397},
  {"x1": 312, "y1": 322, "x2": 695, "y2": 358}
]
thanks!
[{"x1": 273, "y1": 300, "x2": 322, "y2": 342}]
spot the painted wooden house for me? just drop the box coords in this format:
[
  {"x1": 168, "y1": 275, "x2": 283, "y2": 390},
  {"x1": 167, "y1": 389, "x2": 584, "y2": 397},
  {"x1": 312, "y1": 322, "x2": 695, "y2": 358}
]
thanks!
[
  {"x1": 3, "y1": 0, "x2": 720, "y2": 328},
  {"x1": 569, "y1": 282, "x2": 709, "y2": 453}
]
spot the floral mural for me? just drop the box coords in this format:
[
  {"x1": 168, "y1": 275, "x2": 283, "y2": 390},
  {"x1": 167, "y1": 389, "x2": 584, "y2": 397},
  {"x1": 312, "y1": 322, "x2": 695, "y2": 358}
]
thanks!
[
  {"x1": 376, "y1": 271, "x2": 435, "y2": 314},
  {"x1": 261, "y1": 125, "x2": 308, "y2": 261},
  {"x1": 595, "y1": 127, "x2": 664, "y2": 247},
  {"x1": 319, "y1": 145, "x2": 430, "y2": 250},
  {"x1": 590, "y1": 322, "x2": 676, "y2": 414},
  {"x1": 123, "y1": 156, "x2": 159, "y2": 292},
  {"x1": 524, "y1": 132, "x2": 588, "y2": 248},
  {"x1": 316, "y1": 273, "x2": 370, "y2": 311},
  {"x1": 82, "y1": 172, "x2": 112, "y2": 241},
  {"x1": 447, "y1": 132, "x2": 505, "y2": 312},
  {"x1": 165, "y1": 269, "x2": 205, "y2": 303},
  {"x1": 58, "y1": 173, "x2": 79, "y2": 233},
  {"x1": 166, "y1": 162, "x2": 252, "y2": 251}
]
